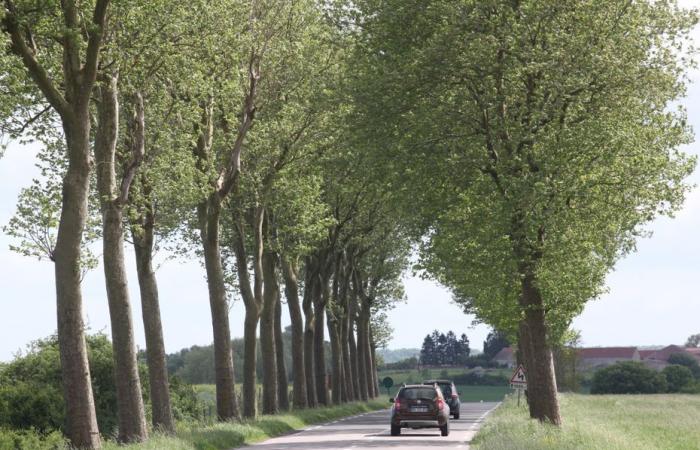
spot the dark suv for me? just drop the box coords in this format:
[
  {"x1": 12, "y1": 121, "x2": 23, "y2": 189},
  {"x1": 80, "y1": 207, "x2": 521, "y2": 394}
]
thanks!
[
  {"x1": 389, "y1": 384, "x2": 450, "y2": 436},
  {"x1": 423, "y1": 379, "x2": 461, "y2": 419}
]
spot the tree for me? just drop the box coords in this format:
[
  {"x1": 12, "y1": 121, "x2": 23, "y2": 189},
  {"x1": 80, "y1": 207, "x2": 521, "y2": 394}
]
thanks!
[
  {"x1": 686, "y1": 334, "x2": 700, "y2": 348},
  {"x1": 483, "y1": 330, "x2": 510, "y2": 360},
  {"x1": 352, "y1": 0, "x2": 696, "y2": 425},
  {"x1": 591, "y1": 362, "x2": 667, "y2": 395},
  {"x1": 420, "y1": 335, "x2": 437, "y2": 366},
  {"x1": 668, "y1": 353, "x2": 700, "y2": 379},
  {"x1": 663, "y1": 365, "x2": 694, "y2": 393},
  {"x1": 1, "y1": 1, "x2": 113, "y2": 446}
]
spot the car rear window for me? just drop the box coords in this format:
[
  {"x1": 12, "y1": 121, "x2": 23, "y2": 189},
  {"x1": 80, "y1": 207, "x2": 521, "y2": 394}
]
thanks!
[
  {"x1": 399, "y1": 387, "x2": 437, "y2": 400},
  {"x1": 437, "y1": 384, "x2": 452, "y2": 396}
]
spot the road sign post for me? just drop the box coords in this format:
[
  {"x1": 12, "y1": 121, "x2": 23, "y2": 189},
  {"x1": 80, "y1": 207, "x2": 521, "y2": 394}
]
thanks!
[
  {"x1": 509, "y1": 365, "x2": 527, "y2": 406},
  {"x1": 382, "y1": 376, "x2": 394, "y2": 396}
]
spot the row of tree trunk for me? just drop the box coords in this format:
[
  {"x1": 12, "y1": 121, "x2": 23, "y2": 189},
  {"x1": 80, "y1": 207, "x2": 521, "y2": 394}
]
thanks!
[{"x1": 3, "y1": 2, "x2": 382, "y2": 447}]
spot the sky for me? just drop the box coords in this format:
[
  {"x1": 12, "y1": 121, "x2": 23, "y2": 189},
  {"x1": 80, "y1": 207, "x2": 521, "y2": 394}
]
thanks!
[{"x1": 1, "y1": 6, "x2": 700, "y2": 361}]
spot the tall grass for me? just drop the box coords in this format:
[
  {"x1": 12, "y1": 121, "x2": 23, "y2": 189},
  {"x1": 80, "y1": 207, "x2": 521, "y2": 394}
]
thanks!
[
  {"x1": 472, "y1": 393, "x2": 700, "y2": 450},
  {"x1": 102, "y1": 399, "x2": 387, "y2": 450},
  {"x1": 0, "y1": 400, "x2": 386, "y2": 450}
]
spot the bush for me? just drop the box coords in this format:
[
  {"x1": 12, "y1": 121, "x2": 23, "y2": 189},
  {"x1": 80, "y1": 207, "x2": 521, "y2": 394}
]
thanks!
[
  {"x1": 0, "y1": 428, "x2": 67, "y2": 450},
  {"x1": 668, "y1": 353, "x2": 700, "y2": 379},
  {"x1": 0, "y1": 334, "x2": 119, "y2": 434},
  {"x1": 591, "y1": 361, "x2": 667, "y2": 394},
  {"x1": 169, "y1": 375, "x2": 206, "y2": 421},
  {"x1": 663, "y1": 364, "x2": 694, "y2": 393},
  {"x1": 0, "y1": 333, "x2": 203, "y2": 436}
]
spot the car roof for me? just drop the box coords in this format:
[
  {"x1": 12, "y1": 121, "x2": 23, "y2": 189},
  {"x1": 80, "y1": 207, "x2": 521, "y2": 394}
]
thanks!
[
  {"x1": 402, "y1": 384, "x2": 438, "y2": 389},
  {"x1": 423, "y1": 379, "x2": 453, "y2": 384}
]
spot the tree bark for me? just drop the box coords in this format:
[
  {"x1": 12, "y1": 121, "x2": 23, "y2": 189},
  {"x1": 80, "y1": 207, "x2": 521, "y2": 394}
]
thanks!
[
  {"x1": 327, "y1": 311, "x2": 343, "y2": 404},
  {"x1": 199, "y1": 197, "x2": 239, "y2": 420},
  {"x1": 370, "y1": 333, "x2": 379, "y2": 398},
  {"x1": 274, "y1": 284, "x2": 290, "y2": 411},
  {"x1": 519, "y1": 269, "x2": 561, "y2": 425},
  {"x1": 261, "y1": 249, "x2": 279, "y2": 414},
  {"x1": 302, "y1": 261, "x2": 318, "y2": 407},
  {"x1": 348, "y1": 317, "x2": 361, "y2": 401},
  {"x1": 339, "y1": 264, "x2": 355, "y2": 402},
  {"x1": 314, "y1": 273, "x2": 330, "y2": 405},
  {"x1": 231, "y1": 211, "x2": 263, "y2": 418},
  {"x1": 355, "y1": 308, "x2": 369, "y2": 401},
  {"x1": 360, "y1": 310, "x2": 375, "y2": 399},
  {"x1": 95, "y1": 79, "x2": 147, "y2": 443},
  {"x1": 242, "y1": 308, "x2": 259, "y2": 417},
  {"x1": 55, "y1": 117, "x2": 102, "y2": 449},
  {"x1": 281, "y1": 258, "x2": 307, "y2": 409},
  {"x1": 131, "y1": 186, "x2": 174, "y2": 433}
]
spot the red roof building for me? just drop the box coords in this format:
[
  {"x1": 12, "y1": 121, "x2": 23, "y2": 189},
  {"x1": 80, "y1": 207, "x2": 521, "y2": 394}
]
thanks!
[
  {"x1": 640, "y1": 345, "x2": 700, "y2": 369},
  {"x1": 576, "y1": 347, "x2": 640, "y2": 369},
  {"x1": 492, "y1": 347, "x2": 515, "y2": 368}
]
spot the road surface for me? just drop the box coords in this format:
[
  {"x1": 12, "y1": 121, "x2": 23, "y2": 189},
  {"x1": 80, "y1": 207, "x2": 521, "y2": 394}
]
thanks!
[{"x1": 242, "y1": 402, "x2": 500, "y2": 450}]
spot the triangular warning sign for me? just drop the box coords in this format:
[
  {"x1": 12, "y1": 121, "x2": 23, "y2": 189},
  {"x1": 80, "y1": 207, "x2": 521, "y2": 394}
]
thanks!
[{"x1": 510, "y1": 364, "x2": 527, "y2": 385}]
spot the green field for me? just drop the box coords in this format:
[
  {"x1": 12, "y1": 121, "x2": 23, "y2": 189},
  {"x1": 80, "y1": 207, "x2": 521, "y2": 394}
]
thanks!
[{"x1": 473, "y1": 393, "x2": 700, "y2": 450}]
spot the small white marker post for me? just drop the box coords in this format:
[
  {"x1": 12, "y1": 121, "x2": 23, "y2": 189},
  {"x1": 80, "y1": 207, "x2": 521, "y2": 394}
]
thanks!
[{"x1": 509, "y1": 364, "x2": 527, "y2": 406}]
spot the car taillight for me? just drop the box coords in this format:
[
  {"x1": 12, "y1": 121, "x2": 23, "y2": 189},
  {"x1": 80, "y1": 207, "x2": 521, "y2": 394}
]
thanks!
[
  {"x1": 437, "y1": 399, "x2": 445, "y2": 410},
  {"x1": 452, "y1": 393, "x2": 458, "y2": 399},
  {"x1": 394, "y1": 399, "x2": 401, "y2": 409}
]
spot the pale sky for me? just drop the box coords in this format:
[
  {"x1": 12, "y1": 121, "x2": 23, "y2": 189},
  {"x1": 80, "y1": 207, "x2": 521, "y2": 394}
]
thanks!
[{"x1": 1, "y1": 4, "x2": 699, "y2": 361}]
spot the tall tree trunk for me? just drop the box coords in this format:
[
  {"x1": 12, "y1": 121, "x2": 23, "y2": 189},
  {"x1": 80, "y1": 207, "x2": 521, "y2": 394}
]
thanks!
[
  {"x1": 520, "y1": 270, "x2": 561, "y2": 425},
  {"x1": 95, "y1": 80, "x2": 147, "y2": 443},
  {"x1": 242, "y1": 309, "x2": 259, "y2": 417},
  {"x1": 348, "y1": 316, "x2": 361, "y2": 401},
  {"x1": 339, "y1": 264, "x2": 355, "y2": 402},
  {"x1": 360, "y1": 310, "x2": 375, "y2": 399},
  {"x1": 274, "y1": 288, "x2": 290, "y2": 411},
  {"x1": 55, "y1": 117, "x2": 101, "y2": 449},
  {"x1": 131, "y1": 193, "x2": 174, "y2": 433},
  {"x1": 370, "y1": 334, "x2": 379, "y2": 398},
  {"x1": 327, "y1": 312, "x2": 343, "y2": 404},
  {"x1": 281, "y1": 258, "x2": 307, "y2": 409},
  {"x1": 302, "y1": 262, "x2": 318, "y2": 407},
  {"x1": 231, "y1": 213, "x2": 263, "y2": 419},
  {"x1": 355, "y1": 310, "x2": 369, "y2": 401},
  {"x1": 199, "y1": 197, "x2": 239, "y2": 420},
  {"x1": 261, "y1": 250, "x2": 279, "y2": 414},
  {"x1": 314, "y1": 276, "x2": 329, "y2": 405},
  {"x1": 339, "y1": 315, "x2": 352, "y2": 402}
]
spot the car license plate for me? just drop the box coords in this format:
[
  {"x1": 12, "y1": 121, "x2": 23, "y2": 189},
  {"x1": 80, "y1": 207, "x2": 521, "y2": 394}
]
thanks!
[{"x1": 410, "y1": 406, "x2": 428, "y2": 412}]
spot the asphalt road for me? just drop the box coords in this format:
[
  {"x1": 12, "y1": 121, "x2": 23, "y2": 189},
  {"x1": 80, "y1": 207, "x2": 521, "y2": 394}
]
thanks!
[{"x1": 243, "y1": 401, "x2": 500, "y2": 450}]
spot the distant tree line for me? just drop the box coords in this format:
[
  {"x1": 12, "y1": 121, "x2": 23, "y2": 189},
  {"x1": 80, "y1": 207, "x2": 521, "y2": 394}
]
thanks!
[{"x1": 420, "y1": 331, "x2": 470, "y2": 366}]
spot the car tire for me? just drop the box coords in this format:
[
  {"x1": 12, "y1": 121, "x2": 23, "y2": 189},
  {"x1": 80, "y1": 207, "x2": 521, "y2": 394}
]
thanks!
[
  {"x1": 454, "y1": 411, "x2": 460, "y2": 420},
  {"x1": 391, "y1": 425, "x2": 401, "y2": 436},
  {"x1": 440, "y1": 422, "x2": 449, "y2": 436}
]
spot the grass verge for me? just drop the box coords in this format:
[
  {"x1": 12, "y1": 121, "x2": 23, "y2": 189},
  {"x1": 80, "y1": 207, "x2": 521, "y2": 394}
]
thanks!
[
  {"x1": 102, "y1": 399, "x2": 387, "y2": 450},
  {"x1": 472, "y1": 393, "x2": 700, "y2": 450}
]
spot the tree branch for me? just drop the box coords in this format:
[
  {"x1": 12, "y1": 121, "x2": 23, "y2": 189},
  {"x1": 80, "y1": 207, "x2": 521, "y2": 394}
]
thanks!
[
  {"x1": 2, "y1": 0, "x2": 71, "y2": 118},
  {"x1": 218, "y1": 50, "x2": 260, "y2": 197},
  {"x1": 118, "y1": 92, "x2": 145, "y2": 205},
  {"x1": 82, "y1": 0, "x2": 111, "y2": 91}
]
